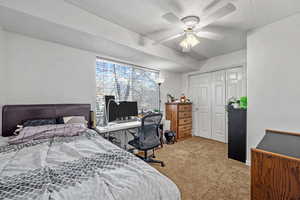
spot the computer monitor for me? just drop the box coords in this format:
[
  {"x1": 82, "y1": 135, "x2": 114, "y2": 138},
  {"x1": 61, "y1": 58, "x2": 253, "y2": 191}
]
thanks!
[
  {"x1": 126, "y1": 101, "x2": 138, "y2": 117},
  {"x1": 118, "y1": 101, "x2": 138, "y2": 118}
]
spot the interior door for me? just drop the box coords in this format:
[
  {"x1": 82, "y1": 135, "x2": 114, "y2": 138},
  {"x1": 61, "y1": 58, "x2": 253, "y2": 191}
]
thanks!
[
  {"x1": 211, "y1": 70, "x2": 226, "y2": 142},
  {"x1": 189, "y1": 73, "x2": 212, "y2": 139}
]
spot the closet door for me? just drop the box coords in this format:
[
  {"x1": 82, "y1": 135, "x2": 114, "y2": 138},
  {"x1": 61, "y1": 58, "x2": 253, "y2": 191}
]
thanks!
[
  {"x1": 188, "y1": 75, "x2": 200, "y2": 137},
  {"x1": 211, "y1": 70, "x2": 226, "y2": 142},
  {"x1": 189, "y1": 73, "x2": 212, "y2": 139}
]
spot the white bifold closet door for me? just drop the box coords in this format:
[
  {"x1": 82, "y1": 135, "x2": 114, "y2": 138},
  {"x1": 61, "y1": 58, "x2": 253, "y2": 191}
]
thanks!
[
  {"x1": 211, "y1": 70, "x2": 226, "y2": 142},
  {"x1": 189, "y1": 73, "x2": 212, "y2": 139},
  {"x1": 189, "y1": 67, "x2": 246, "y2": 143}
]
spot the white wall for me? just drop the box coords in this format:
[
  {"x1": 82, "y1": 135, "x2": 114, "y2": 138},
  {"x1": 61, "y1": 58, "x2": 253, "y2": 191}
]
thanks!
[
  {"x1": 6, "y1": 32, "x2": 97, "y2": 108},
  {"x1": 182, "y1": 49, "x2": 246, "y2": 94},
  {"x1": 0, "y1": 27, "x2": 7, "y2": 135},
  {"x1": 0, "y1": 27, "x2": 6, "y2": 101},
  {"x1": 247, "y1": 13, "x2": 300, "y2": 162},
  {"x1": 160, "y1": 70, "x2": 183, "y2": 112},
  {"x1": 1, "y1": 31, "x2": 182, "y2": 135},
  {"x1": 5, "y1": 31, "x2": 182, "y2": 106},
  {"x1": 196, "y1": 49, "x2": 246, "y2": 74}
]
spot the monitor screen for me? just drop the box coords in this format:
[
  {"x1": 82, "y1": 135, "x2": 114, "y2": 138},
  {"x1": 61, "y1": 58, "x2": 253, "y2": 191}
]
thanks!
[{"x1": 118, "y1": 101, "x2": 138, "y2": 118}]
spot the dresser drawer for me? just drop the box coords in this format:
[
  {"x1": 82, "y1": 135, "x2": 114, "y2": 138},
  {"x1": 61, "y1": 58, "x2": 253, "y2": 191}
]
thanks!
[
  {"x1": 179, "y1": 118, "x2": 192, "y2": 125},
  {"x1": 178, "y1": 124, "x2": 192, "y2": 132},
  {"x1": 179, "y1": 111, "x2": 192, "y2": 119},
  {"x1": 178, "y1": 130, "x2": 192, "y2": 138},
  {"x1": 178, "y1": 105, "x2": 192, "y2": 112}
]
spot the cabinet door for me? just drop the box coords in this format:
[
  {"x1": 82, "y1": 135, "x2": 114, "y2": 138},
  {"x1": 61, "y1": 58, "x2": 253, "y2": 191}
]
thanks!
[
  {"x1": 228, "y1": 109, "x2": 246, "y2": 162},
  {"x1": 211, "y1": 70, "x2": 226, "y2": 143}
]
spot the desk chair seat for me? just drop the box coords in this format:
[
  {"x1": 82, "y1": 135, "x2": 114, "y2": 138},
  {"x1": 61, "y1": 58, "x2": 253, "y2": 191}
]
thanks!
[{"x1": 128, "y1": 113, "x2": 165, "y2": 167}]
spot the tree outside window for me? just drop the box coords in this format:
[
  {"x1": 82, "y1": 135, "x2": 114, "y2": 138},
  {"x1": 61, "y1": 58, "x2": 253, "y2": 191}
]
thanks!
[{"x1": 96, "y1": 59, "x2": 159, "y2": 126}]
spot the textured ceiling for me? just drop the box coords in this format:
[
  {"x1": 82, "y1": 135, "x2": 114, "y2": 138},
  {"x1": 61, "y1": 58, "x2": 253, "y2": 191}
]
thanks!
[
  {"x1": 65, "y1": 0, "x2": 300, "y2": 60},
  {"x1": 1, "y1": 0, "x2": 300, "y2": 72}
]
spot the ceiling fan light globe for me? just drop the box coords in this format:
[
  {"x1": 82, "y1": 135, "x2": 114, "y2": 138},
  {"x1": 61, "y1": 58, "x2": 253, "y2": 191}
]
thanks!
[
  {"x1": 186, "y1": 33, "x2": 200, "y2": 47},
  {"x1": 179, "y1": 39, "x2": 189, "y2": 49},
  {"x1": 179, "y1": 33, "x2": 200, "y2": 52},
  {"x1": 180, "y1": 40, "x2": 192, "y2": 52}
]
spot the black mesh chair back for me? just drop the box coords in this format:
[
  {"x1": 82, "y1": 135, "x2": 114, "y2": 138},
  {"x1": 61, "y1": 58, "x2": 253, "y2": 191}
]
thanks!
[
  {"x1": 128, "y1": 112, "x2": 165, "y2": 167},
  {"x1": 139, "y1": 113, "x2": 163, "y2": 150}
]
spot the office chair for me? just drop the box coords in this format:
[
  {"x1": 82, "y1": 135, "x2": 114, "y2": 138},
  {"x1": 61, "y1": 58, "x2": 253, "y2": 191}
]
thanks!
[{"x1": 128, "y1": 113, "x2": 165, "y2": 167}]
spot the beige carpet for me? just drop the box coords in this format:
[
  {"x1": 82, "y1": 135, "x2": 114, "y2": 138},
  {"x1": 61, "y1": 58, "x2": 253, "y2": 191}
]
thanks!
[{"x1": 151, "y1": 137, "x2": 250, "y2": 200}]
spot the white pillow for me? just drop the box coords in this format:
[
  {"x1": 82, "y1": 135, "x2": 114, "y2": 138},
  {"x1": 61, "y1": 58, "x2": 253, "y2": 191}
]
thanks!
[
  {"x1": 63, "y1": 116, "x2": 88, "y2": 127},
  {"x1": 13, "y1": 125, "x2": 24, "y2": 135}
]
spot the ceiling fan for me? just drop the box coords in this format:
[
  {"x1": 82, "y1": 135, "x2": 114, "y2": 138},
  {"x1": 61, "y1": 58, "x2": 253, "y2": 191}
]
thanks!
[{"x1": 153, "y1": 0, "x2": 237, "y2": 52}]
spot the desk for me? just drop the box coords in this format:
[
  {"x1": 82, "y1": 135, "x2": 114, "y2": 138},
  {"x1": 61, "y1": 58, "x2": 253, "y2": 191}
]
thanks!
[
  {"x1": 96, "y1": 121, "x2": 141, "y2": 150},
  {"x1": 97, "y1": 121, "x2": 141, "y2": 133},
  {"x1": 95, "y1": 120, "x2": 164, "y2": 150}
]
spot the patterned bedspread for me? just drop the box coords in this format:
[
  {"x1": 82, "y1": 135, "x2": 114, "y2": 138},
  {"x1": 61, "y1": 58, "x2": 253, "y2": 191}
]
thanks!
[{"x1": 0, "y1": 130, "x2": 180, "y2": 200}]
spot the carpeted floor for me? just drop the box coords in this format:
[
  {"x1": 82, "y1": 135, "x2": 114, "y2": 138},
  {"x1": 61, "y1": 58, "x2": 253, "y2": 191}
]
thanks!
[{"x1": 151, "y1": 137, "x2": 250, "y2": 200}]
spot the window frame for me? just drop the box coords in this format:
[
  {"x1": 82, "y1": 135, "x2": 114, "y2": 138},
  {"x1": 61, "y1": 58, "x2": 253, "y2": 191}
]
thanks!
[{"x1": 95, "y1": 57, "x2": 160, "y2": 126}]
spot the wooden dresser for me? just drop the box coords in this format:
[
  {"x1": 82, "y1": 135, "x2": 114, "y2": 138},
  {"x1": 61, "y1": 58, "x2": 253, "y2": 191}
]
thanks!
[
  {"x1": 165, "y1": 103, "x2": 192, "y2": 139},
  {"x1": 251, "y1": 129, "x2": 300, "y2": 200}
]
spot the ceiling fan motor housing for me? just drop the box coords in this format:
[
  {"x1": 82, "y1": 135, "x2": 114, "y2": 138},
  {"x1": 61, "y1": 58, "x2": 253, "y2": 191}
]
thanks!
[{"x1": 181, "y1": 16, "x2": 200, "y2": 28}]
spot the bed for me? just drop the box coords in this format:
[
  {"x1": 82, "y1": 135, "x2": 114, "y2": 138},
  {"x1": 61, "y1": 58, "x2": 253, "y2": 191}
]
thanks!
[{"x1": 0, "y1": 104, "x2": 180, "y2": 200}]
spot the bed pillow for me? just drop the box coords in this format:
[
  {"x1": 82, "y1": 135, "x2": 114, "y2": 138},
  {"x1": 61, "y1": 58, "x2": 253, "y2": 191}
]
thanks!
[
  {"x1": 23, "y1": 119, "x2": 57, "y2": 127},
  {"x1": 56, "y1": 116, "x2": 65, "y2": 124},
  {"x1": 63, "y1": 116, "x2": 88, "y2": 127}
]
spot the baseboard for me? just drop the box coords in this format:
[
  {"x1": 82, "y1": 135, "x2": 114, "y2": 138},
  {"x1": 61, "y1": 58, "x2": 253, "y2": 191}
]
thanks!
[{"x1": 246, "y1": 160, "x2": 251, "y2": 166}]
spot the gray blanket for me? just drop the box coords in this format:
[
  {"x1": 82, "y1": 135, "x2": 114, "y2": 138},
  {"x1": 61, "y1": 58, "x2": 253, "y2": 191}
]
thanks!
[
  {"x1": 8, "y1": 124, "x2": 87, "y2": 144},
  {"x1": 0, "y1": 129, "x2": 180, "y2": 200}
]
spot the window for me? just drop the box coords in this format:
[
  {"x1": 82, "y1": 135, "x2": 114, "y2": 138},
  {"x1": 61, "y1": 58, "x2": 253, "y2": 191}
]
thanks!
[{"x1": 95, "y1": 58, "x2": 159, "y2": 126}]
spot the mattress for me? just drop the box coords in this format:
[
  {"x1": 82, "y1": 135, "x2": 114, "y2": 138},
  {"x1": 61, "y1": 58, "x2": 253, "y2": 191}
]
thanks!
[{"x1": 0, "y1": 129, "x2": 180, "y2": 200}]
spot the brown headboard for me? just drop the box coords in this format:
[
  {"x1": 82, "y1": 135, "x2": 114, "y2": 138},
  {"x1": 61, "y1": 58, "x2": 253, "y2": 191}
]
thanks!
[{"x1": 2, "y1": 104, "x2": 91, "y2": 137}]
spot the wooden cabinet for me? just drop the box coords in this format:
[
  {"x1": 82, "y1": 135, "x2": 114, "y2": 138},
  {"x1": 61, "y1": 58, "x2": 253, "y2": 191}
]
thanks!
[
  {"x1": 165, "y1": 103, "x2": 192, "y2": 139},
  {"x1": 251, "y1": 129, "x2": 300, "y2": 200}
]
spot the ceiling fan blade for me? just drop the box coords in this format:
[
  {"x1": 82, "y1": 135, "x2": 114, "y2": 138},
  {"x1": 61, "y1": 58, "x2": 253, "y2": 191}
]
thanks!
[
  {"x1": 195, "y1": 31, "x2": 224, "y2": 40},
  {"x1": 203, "y1": 0, "x2": 223, "y2": 13},
  {"x1": 196, "y1": 2, "x2": 236, "y2": 30},
  {"x1": 153, "y1": 32, "x2": 184, "y2": 45},
  {"x1": 150, "y1": 0, "x2": 183, "y2": 15},
  {"x1": 162, "y1": 12, "x2": 182, "y2": 24},
  {"x1": 202, "y1": 0, "x2": 238, "y2": 15}
]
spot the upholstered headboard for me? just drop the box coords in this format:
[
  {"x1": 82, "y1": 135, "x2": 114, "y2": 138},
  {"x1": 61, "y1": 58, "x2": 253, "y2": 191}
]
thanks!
[{"x1": 2, "y1": 104, "x2": 91, "y2": 137}]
